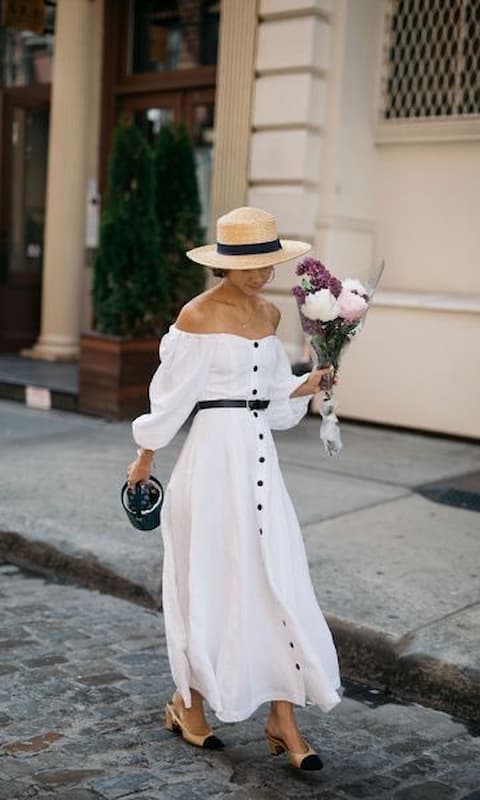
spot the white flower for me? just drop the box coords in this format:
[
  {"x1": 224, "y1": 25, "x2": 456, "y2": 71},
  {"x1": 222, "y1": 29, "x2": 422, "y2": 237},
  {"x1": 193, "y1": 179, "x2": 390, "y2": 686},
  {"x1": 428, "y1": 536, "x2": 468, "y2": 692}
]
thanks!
[
  {"x1": 342, "y1": 278, "x2": 368, "y2": 296},
  {"x1": 301, "y1": 289, "x2": 338, "y2": 322}
]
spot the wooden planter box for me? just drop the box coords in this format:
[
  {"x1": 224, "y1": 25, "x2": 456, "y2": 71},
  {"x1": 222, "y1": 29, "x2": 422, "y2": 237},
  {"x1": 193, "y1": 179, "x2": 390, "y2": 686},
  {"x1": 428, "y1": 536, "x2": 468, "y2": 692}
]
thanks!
[{"x1": 79, "y1": 331, "x2": 160, "y2": 420}]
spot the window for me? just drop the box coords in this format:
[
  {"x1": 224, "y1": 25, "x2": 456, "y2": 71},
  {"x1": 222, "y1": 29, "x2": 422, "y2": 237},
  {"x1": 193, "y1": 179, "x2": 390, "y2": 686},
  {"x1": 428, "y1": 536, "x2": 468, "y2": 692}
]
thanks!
[
  {"x1": 1, "y1": 1, "x2": 55, "y2": 87},
  {"x1": 381, "y1": 0, "x2": 480, "y2": 120},
  {"x1": 129, "y1": 0, "x2": 219, "y2": 75}
]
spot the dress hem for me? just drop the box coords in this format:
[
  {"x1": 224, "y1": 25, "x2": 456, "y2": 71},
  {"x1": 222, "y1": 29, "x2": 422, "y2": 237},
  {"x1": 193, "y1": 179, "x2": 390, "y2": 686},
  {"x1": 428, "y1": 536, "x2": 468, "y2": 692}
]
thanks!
[{"x1": 180, "y1": 684, "x2": 343, "y2": 723}]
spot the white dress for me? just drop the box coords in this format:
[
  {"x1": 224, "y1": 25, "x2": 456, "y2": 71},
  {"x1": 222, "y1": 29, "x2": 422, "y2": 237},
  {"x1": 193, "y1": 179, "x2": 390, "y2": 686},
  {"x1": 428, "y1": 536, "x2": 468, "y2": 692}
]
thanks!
[{"x1": 132, "y1": 323, "x2": 342, "y2": 723}]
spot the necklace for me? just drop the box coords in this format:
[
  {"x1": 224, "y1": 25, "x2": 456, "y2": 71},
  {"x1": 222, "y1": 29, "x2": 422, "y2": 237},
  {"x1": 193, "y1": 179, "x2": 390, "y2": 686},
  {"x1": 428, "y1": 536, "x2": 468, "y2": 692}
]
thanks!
[
  {"x1": 213, "y1": 287, "x2": 258, "y2": 328},
  {"x1": 239, "y1": 303, "x2": 257, "y2": 328}
]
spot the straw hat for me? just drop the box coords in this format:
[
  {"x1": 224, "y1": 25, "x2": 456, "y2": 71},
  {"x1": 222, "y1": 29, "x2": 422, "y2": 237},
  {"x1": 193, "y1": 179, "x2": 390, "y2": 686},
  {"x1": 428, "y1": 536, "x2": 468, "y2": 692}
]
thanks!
[{"x1": 186, "y1": 206, "x2": 311, "y2": 270}]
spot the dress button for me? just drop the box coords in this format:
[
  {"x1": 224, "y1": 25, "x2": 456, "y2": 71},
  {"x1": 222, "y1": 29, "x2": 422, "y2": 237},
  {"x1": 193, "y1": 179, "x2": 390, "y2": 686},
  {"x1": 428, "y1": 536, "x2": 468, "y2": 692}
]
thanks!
[
  {"x1": 259, "y1": 434, "x2": 264, "y2": 440},
  {"x1": 295, "y1": 663, "x2": 300, "y2": 670},
  {"x1": 259, "y1": 528, "x2": 263, "y2": 535},
  {"x1": 289, "y1": 642, "x2": 294, "y2": 648},
  {"x1": 259, "y1": 457, "x2": 265, "y2": 463},
  {"x1": 254, "y1": 341, "x2": 259, "y2": 348},
  {"x1": 257, "y1": 480, "x2": 263, "y2": 486},
  {"x1": 252, "y1": 389, "x2": 258, "y2": 395},
  {"x1": 257, "y1": 504, "x2": 263, "y2": 511},
  {"x1": 253, "y1": 365, "x2": 258, "y2": 372},
  {"x1": 282, "y1": 620, "x2": 287, "y2": 626},
  {"x1": 253, "y1": 411, "x2": 258, "y2": 418}
]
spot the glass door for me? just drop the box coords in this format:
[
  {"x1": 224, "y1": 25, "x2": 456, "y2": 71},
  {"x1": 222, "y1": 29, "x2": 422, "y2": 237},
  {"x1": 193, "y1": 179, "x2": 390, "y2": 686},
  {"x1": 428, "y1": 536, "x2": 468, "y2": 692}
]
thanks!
[
  {"x1": 116, "y1": 91, "x2": 182, "y2": 146},
  {"x1": 0, "y1": 93, "x2": 50, "y2": 351},
  {"x1": 116, "y1": 88, "x2": 215, "y2": 230},
  {"x1": 185, "y1": 89, "x2": 215, "y2": 234}
]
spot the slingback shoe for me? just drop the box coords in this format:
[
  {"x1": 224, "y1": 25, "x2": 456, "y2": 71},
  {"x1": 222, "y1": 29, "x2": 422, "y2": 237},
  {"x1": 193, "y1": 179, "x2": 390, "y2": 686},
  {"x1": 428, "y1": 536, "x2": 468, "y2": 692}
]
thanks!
[
  {"x1": 265, "y1": 728, "x2": 323, "y2": 771},
  {"x1": 164, "y1": 702, "x2": 224, "y2": 750}
]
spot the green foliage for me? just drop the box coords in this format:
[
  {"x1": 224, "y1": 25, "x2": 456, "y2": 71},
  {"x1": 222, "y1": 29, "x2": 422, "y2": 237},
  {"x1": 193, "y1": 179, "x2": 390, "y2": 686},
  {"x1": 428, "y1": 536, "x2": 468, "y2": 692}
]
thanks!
[
  {"x1": 93, "y1": 122, "x2": 168, "y2": 337},
  {"x1": 154, "y1": 122, "x2": 206, "y2": 319}
]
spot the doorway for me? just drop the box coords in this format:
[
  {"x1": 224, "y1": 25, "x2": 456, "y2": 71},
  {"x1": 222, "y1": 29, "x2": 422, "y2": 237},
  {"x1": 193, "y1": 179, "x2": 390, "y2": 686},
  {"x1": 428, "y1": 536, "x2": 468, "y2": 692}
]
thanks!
[
  {"x1": 116, "y1": 87, "x2": 215, "y2": 231},
  {"x1": 101, "y1": 0, "x2": 218, "y2": 234},
  {"x1": 0, "y1": 89, "x2": 50, "y2": 351}
]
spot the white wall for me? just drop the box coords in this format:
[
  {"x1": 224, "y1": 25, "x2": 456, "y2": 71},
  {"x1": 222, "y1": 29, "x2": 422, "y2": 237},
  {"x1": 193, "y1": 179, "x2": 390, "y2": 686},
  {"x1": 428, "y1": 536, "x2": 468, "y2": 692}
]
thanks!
[
  {"x1": 215, "y1": 0, "x2": 480, "y2": 437},
  {"x1": 331, "y1": 1, "x2": 480, "y2": 438},
  {"x1": 375, "y1": 142, "x2": 480, "y2": 294}
]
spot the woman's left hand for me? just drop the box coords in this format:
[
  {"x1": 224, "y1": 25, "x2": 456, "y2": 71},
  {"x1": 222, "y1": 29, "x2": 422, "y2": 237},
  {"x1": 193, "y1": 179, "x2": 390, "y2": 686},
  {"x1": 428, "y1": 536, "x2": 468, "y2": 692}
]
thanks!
[{"x1": 291, "y1": 365, "x2": 335, "y2": 398}]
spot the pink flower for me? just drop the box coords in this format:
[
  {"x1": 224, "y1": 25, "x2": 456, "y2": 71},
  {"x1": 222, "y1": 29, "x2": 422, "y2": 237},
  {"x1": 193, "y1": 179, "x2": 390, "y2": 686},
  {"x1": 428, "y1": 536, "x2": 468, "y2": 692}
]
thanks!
[{"x1": 336, "y1": 289, "x2": 367, "y2": 322}]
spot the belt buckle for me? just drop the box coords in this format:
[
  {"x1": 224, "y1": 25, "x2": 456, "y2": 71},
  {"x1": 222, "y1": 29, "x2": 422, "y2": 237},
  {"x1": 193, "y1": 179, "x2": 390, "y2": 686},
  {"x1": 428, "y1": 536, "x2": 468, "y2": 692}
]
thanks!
[{"x1": 248, "y1": 399, "x2": 262, "y2": 410}]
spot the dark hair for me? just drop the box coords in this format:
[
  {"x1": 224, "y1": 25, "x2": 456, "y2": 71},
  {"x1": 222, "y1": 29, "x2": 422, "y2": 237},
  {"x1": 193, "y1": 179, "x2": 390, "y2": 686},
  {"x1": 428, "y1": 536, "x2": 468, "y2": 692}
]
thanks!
[{"x1": 211, "y1": 267, "x2": 230, "y2": 278}]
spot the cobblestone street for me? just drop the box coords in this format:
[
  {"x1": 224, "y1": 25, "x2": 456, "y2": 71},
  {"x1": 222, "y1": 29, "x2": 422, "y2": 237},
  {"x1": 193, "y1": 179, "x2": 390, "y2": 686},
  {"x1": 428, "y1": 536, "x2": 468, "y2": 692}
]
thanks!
[{"x1": 0, "y1": 561, "x2": 479, "y2": 800}]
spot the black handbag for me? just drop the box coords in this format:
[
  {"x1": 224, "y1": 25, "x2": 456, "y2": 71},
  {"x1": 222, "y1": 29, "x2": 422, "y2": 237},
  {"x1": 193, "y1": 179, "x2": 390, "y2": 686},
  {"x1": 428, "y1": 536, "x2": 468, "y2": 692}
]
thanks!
[{"x1": 121, "y1": 475, "x2": 164, "y2": 532}]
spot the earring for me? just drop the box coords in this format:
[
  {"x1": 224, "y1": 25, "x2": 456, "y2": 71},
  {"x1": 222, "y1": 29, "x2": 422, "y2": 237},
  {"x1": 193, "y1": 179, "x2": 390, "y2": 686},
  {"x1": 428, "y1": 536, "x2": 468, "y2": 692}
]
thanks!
[{"x1": 266, "y1": 267, "x2": 275, "y2": 283}]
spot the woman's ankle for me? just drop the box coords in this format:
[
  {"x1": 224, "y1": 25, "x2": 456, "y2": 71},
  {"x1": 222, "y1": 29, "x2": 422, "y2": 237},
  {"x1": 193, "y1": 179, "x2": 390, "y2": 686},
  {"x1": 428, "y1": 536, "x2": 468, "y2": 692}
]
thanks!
[
  {"x1": 173, "y1": 688, "x2": 205, "y2": 713},
  {"x1": 269, "y1": 700, "x2": 296, "y2": 721}
]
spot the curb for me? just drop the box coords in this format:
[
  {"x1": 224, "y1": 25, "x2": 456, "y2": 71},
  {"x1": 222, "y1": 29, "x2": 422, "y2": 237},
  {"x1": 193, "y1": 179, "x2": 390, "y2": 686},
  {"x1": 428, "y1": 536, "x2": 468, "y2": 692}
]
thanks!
[
  {"x1": 0, "y1": 381, "x2": 78, "y2": 413},
  {"x1": 1, "y1": 529, "x2": 479, "y2": 722},
  {"x1": 0, "y1": 529, "x2": 160, "y2": 612},
  {"x1": 330, "y1": 615, "x2": 480, "y2": 721}
]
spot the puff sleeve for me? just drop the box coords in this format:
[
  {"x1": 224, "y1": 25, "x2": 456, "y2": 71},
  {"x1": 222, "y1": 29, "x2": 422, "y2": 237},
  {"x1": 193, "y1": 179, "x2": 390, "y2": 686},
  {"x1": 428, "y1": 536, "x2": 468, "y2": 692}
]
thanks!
[
  {"x1": 132, "y1": 327, "x2": 214, "y2": 450},
  {"x1": 266, "y1": 339, "x2": 314, "y2": 430}
]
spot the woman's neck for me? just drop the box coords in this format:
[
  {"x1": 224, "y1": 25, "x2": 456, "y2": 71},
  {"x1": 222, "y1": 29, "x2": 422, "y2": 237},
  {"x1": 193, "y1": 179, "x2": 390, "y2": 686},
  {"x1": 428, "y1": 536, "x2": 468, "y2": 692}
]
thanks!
[{"x1": 215, "y1": 280, "x2": 258, "y2": 311}]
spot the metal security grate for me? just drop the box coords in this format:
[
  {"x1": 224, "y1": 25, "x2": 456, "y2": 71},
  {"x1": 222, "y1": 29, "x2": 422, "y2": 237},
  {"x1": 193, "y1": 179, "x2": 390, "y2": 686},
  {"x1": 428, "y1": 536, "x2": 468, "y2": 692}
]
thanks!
[{"x1": 381, "y1": 0, "x2": 480, "y2": 120}]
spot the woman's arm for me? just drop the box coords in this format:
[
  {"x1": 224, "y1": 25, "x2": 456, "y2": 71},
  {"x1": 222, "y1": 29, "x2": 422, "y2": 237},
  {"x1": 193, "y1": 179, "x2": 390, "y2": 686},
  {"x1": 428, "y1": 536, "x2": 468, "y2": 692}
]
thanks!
[{"x1": 127, "y1": 308, "x2": 215, "y2": 487}]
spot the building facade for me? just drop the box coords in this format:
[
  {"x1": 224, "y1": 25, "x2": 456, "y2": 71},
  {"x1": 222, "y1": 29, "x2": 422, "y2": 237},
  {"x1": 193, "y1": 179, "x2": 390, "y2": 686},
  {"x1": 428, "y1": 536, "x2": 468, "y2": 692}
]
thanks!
[{"x1": 0, "y1": 0, "x2": 478, "y2": 438}]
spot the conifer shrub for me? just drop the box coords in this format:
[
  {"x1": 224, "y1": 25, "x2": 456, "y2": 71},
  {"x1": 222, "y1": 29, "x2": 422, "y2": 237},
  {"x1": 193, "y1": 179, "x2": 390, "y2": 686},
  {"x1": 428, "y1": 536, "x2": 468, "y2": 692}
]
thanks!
[
  {"x1": 93, "y1": 121, "x2": 168, "y2": 337},
  {"x1": 154, "y1": 122, "x2": 206, "y2": 319}
]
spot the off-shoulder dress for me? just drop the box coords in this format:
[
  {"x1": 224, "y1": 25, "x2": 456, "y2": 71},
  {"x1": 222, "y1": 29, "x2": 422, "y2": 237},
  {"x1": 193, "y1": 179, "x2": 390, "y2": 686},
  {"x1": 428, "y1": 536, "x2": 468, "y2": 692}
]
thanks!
[{"x1": 132, "y1": 323, "x2": 342, "y2": 723}]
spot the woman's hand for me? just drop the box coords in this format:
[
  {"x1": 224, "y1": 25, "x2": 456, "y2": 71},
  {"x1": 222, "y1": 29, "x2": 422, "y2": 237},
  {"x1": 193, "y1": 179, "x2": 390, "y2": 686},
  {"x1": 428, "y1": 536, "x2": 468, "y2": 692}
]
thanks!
[
  {"x1": 127, "y1": 449, "x2": 154, "y2": 488},
  {"x1": 290, "y1": 365, "x2": 335, "y2": 398}
]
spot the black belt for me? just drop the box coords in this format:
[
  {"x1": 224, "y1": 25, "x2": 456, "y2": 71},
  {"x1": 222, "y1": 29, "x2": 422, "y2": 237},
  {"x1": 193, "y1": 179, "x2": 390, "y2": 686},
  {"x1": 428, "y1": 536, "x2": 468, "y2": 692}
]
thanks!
[{"x1": 192, "y1": 398, "x2": 270, "y2": 416}]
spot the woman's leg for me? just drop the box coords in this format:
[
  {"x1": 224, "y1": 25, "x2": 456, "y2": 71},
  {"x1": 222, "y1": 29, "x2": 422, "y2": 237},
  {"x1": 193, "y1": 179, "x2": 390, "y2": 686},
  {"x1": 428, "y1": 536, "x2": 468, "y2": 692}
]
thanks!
[
  {"x1": 266, "y1": 700, "x2": 309, "y2": 753},
  {"x1": 171, "y1": 687, "x2": 211, "y2": 735}
]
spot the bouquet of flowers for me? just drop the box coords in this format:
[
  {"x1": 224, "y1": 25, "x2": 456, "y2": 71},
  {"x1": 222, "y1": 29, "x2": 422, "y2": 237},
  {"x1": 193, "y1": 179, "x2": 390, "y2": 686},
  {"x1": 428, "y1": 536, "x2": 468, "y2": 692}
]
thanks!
[{"x1": 292, "y1": 258, "x2": 384, "y2": 455}]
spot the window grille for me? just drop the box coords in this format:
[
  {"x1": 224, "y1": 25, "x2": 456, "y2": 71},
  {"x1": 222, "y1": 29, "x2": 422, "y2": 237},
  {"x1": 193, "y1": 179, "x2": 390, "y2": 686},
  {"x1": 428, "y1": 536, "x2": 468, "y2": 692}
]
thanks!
[{"x1": 381, "y1": 0, "x2": 480, "y2": 120}]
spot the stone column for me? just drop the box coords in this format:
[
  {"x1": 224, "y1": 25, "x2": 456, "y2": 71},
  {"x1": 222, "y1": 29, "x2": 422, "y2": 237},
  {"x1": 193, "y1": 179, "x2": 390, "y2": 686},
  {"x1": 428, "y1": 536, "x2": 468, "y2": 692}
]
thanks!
[
  {"x1": 208, "y1": 0, "x2": 258, "y2": 241},
  {"x1": 249, "y1": 0, "x2": 334, "y2": 358},
  {"x1": 28, "y1": 0, "x2": 95, "y2": 361}
]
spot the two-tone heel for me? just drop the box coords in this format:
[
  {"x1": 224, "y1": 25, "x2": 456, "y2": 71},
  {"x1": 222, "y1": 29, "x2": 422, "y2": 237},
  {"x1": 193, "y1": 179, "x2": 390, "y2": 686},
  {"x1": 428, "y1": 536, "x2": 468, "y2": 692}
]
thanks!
[
  {"x1": 164, "y1": 703, "x2": 180, "y2": 733},
  {"x1": 164, "y1": 700, "x2": 224, "y2": 750},
  {"x1": 265, "y1": 732, "x2": 286, "y2": 755},
  {"x1": 264, "y1": 728, "x2": 323, "y2": 771}
]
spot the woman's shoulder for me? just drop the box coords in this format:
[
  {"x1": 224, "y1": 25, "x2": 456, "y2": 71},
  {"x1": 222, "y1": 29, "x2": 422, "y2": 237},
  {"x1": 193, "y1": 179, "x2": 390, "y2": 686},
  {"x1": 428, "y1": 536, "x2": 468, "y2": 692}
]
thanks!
[
  {"x1": 161, "y1": 297, "x2": 214, "y2": 358},
  {"x1": 174, "y1": 291, "x2": 281, "y2": 334},
  {"x1": 174, "y1": 289, "x2": 222, "y2": 333},
  {"x1": 261, "y1": 298, "x2": 281, "y2": 332}
]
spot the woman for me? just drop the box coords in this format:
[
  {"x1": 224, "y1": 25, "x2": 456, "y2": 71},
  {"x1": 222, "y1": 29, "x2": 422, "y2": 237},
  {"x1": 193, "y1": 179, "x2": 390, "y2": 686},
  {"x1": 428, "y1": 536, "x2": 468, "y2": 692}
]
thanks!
[{"x1": 127, "y1": 207, "x2": 342, "y2": 771}]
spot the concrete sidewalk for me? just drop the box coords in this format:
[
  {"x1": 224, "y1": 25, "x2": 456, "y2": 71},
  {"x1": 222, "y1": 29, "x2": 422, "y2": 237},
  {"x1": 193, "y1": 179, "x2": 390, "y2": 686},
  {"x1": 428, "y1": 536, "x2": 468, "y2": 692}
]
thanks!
[{"x1": 0, "y1": 399, "x2": 479, "y2": 719}]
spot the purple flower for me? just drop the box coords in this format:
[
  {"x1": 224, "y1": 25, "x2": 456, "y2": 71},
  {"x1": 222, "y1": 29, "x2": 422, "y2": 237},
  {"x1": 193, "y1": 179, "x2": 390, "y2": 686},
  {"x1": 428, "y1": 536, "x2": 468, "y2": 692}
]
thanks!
[
  {"x1": 292, "y1": 287, "x2": 321, "y2": 334},
  {"x1": 300, "y1": 313, "x2": 320, "y2": 335},
  {"x1": 291, "y1": 285, "x2": 306, "y2": 303},
  {"x1": 328, "y1": 276, "x2": 342, "y2": 298},
  {"x1": 296, "y1": 257, "x2": 327, "y2": 279},
  {"x1": 293, "y1": 257, "x2": 346, "y2": 334},
  {"x1": 296, "y1": 257, "x2": 340, "y2": 293}
]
